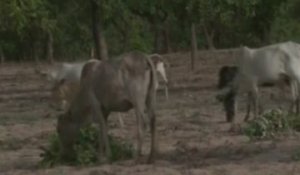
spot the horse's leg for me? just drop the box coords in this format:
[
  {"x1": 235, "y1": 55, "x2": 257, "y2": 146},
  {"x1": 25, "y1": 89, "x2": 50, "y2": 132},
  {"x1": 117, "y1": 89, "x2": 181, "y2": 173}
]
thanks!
[
  {"x1": 89, "y1": 92, "x2": 111, "y2": 162},
  {"x1": 289, "y1": 80, "x2": 298, "y2": 113},
  {"x1": 117, "y1": 113, "x2": 125, "y2": 128},
  {"x1": 244, "y1": 92, "x2": 252, "y2": 121},
  {"x1": 251, "y1": 84, "x2": 259, "y2": 119}
]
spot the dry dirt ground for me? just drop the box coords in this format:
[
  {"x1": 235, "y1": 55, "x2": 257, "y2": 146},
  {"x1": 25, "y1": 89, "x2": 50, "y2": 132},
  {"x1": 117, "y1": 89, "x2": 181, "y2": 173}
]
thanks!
[{"x1": 1, "y1": 50, "x2": 300, "y2": 175}]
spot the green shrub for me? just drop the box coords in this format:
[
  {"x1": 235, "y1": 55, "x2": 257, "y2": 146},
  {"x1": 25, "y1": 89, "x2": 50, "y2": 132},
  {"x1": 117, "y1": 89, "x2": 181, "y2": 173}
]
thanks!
[
  {"x1": 243, "y1": 109, "x2": 300, "y2": 161},
  {"x1": 40, "y1": 125, "x2": 133, "y2": 167},
  {"x1": 288, "y1": 114, "x2": 300, "y2": 132},
  {"x1": 73, "y1": 126, "x2": 99, "y2": 165},
  {"x1": 243, "y1": 109, "x2": 291, "y2": 140},
  {"x1": 39, "y1": 133, "x2": 62, "y2": 167},
  {"x1": 292, "y1": 149, "x2": 300, "y2": 161},
  {"x1": 109, "y1": 136, "x2": 134, "y2": 162}
]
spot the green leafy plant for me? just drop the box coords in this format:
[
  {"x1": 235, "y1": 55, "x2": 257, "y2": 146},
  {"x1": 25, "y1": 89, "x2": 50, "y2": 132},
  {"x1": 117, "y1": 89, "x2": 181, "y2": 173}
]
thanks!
[
  {"x1": 109, "y1": 136, "x2": 134, "y2": 162},
  {"x1": 243, "y1": 109, "x2": 291, "y2": 140},
  {"x1": 287, "y1": 114, "x2": 300, "y2": 132},
  {"x1": 73, "y1": 126, "x2": 99, "y2": 165},
  {"x1": 243, "y1": 109, "x2": 300, "y2": 161},
  {"x1": 292, "y1": 149, "x2": 300, "y2": 161},
  {"x1": 40, "y1": 125, "x2": 133, "y2": 167},
  {"x1": 39, "y1": 133, "x2": 62, "y2": 167}
]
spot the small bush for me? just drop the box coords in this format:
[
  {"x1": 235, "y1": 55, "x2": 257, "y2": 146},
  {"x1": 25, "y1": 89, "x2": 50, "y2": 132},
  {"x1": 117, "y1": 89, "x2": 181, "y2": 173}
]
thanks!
[
  {"x1": 40, "y1": 125, "x2": 133, "y2": 167},
  {"x1": 243, "y1": 109, "x2": 292, "y2": 140},
  {"x1": 73, "y1": 126, "x2": 99, "y2": 165},
  {"x1": 288, "y1": 114, "x2": 300, "y2": 132},
  {"x1": 109, "y1": 136, "x2": 134, "y2": 162},
  {"x1": 39, "y1": 133, "x2": 62, "y2": 167},
  {"x1": 292, "y1": 149, "x2": 300, "y2": 161}
]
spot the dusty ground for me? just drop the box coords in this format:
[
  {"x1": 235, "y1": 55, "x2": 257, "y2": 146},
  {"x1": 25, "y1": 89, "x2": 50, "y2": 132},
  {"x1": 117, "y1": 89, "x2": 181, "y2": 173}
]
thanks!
[{"x1": 1, "y1": 50, "x2": 300, "y2": 175}]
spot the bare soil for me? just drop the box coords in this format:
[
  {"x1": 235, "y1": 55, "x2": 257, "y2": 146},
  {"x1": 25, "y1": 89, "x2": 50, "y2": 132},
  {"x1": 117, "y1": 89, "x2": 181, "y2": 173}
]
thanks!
[{"x1": 1, "y1": 50, "x2": 300, "y2": 175}]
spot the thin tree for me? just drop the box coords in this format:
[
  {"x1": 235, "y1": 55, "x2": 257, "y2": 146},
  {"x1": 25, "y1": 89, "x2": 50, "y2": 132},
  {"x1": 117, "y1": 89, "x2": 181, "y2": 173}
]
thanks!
[
  {"x1": 190, "y1": 23, "x2": 197, "y2": 70},
  {"x1": 47, "y1": 31, "x2": 54, "y2": 63},
  {"x1": 91, "y1": 0, "x2": 108, "y2": 60}
]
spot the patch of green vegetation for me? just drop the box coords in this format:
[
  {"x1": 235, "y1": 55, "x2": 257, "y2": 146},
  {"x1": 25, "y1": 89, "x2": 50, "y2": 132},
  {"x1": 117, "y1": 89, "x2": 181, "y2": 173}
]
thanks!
[
  {"x1": 292, "y1": 149, "x2": 300, "y2": 161},
  {"x1": 39, "y1": 133, "x2": 62, "y2": 167},
  {"x1": 73, "y1": 126, "x2": 99, "y2": 165},
  {"x1": 40, "y1": 125, "x2": 133, "y2": 167},
  {"x1": 243, "y1": 109, "x2": 300, "y2": 140},
  {"x1": 109, "y1": 135, "x2": 134, "y2": 162}
]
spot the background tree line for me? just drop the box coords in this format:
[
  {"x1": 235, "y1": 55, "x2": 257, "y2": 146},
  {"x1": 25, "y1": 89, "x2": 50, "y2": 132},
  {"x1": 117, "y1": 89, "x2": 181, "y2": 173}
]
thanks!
[{"x1": 1, "y1": 0, "x2": 300, "y2": 62}]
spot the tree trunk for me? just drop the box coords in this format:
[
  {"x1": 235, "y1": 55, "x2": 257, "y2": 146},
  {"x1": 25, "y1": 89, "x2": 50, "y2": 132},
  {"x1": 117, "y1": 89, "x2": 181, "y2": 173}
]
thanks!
[
  {"x1": 100, "y1": 34, "x2": 108, "y2": 60},
  {"x1": 47, "y1": 31, "x2": 54, "y2": 63},
  {"x1": 163, "y1": 22, "x2": 172, "y2": 53},
  {"x1": 91, "y1": 0, "x2": 108, "y2": 60},
  {"x1": 32, "y1": 40, "x2": 39, "y2": 62},
  {"x1": 263, "y1": 27, "x2": 271, "y2": 45},
  {"x1": 153, "y1": 23, "x2": 164, "y2": 53},
  {"x1": 203, "y1": 25, "x2": 215, "y2": 50},
  {"x1": 154, "y1": 25, "x2": 160, "y2": 53},
  {"x1": 90, "y1": 47, "x2": 95, "y2": 59},
  {"x1": 0, "y1": 47, "x2": 5, "y2": 64},
  {"x1": 190, "y1": 23, "x2": 197, "y2": 71}
]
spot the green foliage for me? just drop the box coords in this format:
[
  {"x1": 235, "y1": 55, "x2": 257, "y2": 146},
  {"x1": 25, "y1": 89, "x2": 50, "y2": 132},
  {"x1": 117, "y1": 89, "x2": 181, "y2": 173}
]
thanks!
[
  {"x1": 270, "y1": 0, "x2": 300, "y2": 43},
  {"x1": 288, "y1": 114, "x2": 300, "y2": 132},
  {"x1": 243, "y1": 109, "x2": 300, "y2": 140},
  {"x1": 109, "y1": 135, "x2": 134, "y2": 162},
  {"x1": 292, "y1": 149, "x2": 300, "y2": 161},
  {"x1": 39, "y1": 133, "x2": 62, "y2": 167},
  {"x1": 243, "y1": 109, "x2": 290, "y2": 140},
  {"x1": 73, "y1": 126, "x2": 99, "y2": 165},
  {"x1": 1, "y1": 0, "x2": 300, "y2": 61},
  {"x1": 40, "y1": 125, "x2": 133, "y2": 168}
]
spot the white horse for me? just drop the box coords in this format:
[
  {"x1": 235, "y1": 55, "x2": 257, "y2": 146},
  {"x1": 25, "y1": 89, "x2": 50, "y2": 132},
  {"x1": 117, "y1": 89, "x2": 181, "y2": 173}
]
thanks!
[{"x1": 218, "y1": 41, "x2": 300, "y2": 120}]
